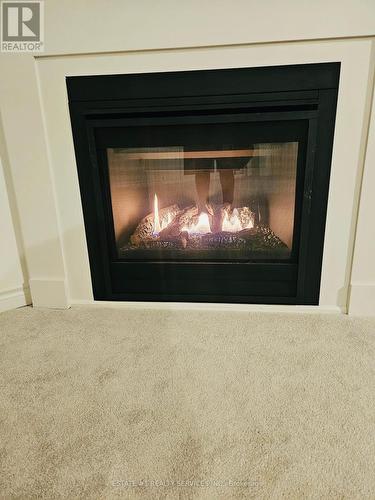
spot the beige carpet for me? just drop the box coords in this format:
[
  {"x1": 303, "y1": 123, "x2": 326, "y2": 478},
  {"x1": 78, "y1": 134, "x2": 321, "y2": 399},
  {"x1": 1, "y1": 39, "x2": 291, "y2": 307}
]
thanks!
[{"x1": 1, "y1": 307, "x2": 375, "y2": 499}]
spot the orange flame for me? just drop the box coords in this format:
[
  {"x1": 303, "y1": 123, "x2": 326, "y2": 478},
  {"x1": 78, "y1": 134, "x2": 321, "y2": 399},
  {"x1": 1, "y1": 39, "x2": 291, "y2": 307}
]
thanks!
[
  {"x1": 222, "y1": 209, "x2": 242, "y2": 232},
  {"x1": 153, "y1": 196, "x2": 253, "y2": 236},
  {"x1": 153, "y1": 194, "x2": 173, "y2": 235},
  {"x1": 222, "y1": 208, "x2": 254, "y2": 232},
  {"x1": 153, "y1": 193, "x2": 162, "y2": 235},
  {"x1": 182, "y1": 212, "x2": 211, "y2": 234}
]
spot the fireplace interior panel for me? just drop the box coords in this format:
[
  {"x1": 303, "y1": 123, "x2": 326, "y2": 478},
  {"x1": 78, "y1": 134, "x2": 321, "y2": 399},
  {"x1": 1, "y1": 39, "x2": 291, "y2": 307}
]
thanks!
[{"x1": 67, "y1": 63, "x2": 339, "y2": 303}]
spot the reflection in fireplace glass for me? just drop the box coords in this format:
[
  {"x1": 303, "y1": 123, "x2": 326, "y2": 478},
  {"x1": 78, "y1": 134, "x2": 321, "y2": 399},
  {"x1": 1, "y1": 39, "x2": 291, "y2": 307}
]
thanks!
[{"x1": 107, "y1": 143, "x2": 298, "y2": 261}]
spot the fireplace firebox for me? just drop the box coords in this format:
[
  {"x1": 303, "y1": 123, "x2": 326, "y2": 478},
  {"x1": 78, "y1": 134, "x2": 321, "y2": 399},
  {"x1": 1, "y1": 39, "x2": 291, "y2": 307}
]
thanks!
[{"x1": 68, "y1": 63, "x2": 339, "y2": 304}]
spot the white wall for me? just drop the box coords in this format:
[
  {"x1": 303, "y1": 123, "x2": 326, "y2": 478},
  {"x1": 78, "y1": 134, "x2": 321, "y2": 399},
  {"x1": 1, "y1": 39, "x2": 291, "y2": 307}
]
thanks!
[
  {"x1": 42, "y1": 0, "x2": 375, "y2": 56},
  {"x1": 349, "y1": 59, "x2": 375, "y2": 315},
  {"x1": 0, "y1": 55, "x2": 68, "y2": 309},
  {"x1": 0, "y1": 154, "x2": 30, "y2": 312},
  {"x1": 0, "y1": 1, "x2": 374, "y2": 313}
]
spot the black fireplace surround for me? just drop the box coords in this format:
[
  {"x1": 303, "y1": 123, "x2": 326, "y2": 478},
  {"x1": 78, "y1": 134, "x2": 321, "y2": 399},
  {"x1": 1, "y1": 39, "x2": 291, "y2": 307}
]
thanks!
[{"x1": 67, "y1": 63, "x2": 339, "y2": 304}]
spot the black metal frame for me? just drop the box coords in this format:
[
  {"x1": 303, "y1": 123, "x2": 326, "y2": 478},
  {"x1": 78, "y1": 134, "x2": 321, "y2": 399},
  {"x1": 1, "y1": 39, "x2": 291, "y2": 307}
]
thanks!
[{"x1": 67, "y1": 63, "x2": 339, "y2": 304}]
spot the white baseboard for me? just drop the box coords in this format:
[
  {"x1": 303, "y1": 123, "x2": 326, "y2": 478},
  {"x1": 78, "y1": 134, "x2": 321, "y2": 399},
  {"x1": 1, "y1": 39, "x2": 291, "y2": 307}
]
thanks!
[
  {"x1": 70, "y1": 299, "x2": 344, "y2": 314},
  {"x1": 349, "y1": 283, "x2": 375, "y2": 316},
  {"x1": 0, "y1": 286, "x2": 31, "y2": 313},
  {"x1": 29, "y1": 279, "x2": 69, "y2": 309}
]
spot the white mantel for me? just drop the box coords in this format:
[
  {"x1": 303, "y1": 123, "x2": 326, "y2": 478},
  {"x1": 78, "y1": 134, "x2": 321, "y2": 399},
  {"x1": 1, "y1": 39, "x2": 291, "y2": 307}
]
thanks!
[{"x1": 0, "y1": 1, "x2": 374, "y2": 314}]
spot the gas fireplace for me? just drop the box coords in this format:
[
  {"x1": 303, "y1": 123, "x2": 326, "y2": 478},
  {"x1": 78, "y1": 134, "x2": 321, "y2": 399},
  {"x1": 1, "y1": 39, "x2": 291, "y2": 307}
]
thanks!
[{"x1": 68, "y1": 63, "x2": 339, "y2": 304}]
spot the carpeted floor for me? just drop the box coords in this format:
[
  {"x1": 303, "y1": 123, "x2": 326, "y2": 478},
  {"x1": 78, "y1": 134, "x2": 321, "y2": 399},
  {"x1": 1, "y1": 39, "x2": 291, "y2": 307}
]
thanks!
[{"x1": 1, "y1": 307, "x2": 375, "y2": 499}]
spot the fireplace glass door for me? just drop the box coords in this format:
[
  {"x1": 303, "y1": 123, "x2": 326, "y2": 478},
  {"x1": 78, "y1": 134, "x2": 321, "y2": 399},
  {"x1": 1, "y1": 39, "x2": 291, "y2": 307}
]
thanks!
[{"x1": 104, "y1": 119, "x2": 305, "y2": 263}]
